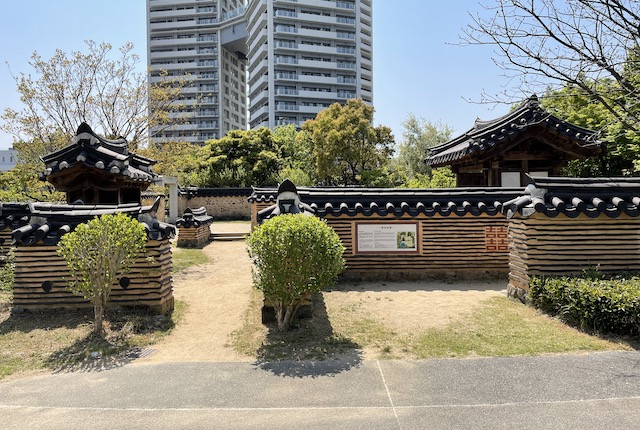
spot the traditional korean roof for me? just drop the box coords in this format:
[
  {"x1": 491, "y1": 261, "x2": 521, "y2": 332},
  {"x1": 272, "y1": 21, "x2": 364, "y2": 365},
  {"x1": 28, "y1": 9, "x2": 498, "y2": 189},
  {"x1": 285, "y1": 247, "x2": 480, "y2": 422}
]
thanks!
[
  {"x1": 251, "y1": 184, "x2": 523, "y2": 219},
  {"x1": 11, "y1": 200, "x2": 175, "y2": 246},
  {"x1": 425, "y1": 95, "x2": 601, "y2": 167},
  {"x1": 40, "y1": 123, "x2": 157, "y2": 187},
  {"x1": 503, "y1": 176, "x2": 640, "y2": 219},
  {"x1": 176, "y1": 207, "x2": 214, "y2": 228},
  {"x1": 0, "y1": 203, "x2": 31, "y2": 232},
  {"x1": 180, "y1": 187, "x2": 253, "y2": 198}
]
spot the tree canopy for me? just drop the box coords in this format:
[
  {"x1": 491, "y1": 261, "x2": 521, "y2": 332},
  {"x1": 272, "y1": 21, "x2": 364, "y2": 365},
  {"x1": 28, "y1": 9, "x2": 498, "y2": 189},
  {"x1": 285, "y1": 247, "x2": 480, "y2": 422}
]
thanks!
[
  {"x1": 58, "y1": 213, "x2": 147, "y2": 336},
  {"x1": 463, "y1": 0, "x2": 640, "y2": 136},
  {"x1": 301, "y1": 99, "x2": 395, "y2": 186},
  {"x1": 397, "y1": 115, "x2": 454, "y2": 179},
  {"x1": 1, "y1": 40, "x2": 188, "y2": 165},
  {"x1": 199, "y1": 127, "x2": 281, "y2": 187}
]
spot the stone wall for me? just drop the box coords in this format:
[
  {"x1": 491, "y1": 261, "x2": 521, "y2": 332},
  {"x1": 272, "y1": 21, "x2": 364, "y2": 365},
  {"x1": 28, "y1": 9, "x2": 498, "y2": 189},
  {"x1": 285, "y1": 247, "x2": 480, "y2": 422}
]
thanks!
[{"x1": 178, "y1": 188, "x2": 253, "y2": 219}]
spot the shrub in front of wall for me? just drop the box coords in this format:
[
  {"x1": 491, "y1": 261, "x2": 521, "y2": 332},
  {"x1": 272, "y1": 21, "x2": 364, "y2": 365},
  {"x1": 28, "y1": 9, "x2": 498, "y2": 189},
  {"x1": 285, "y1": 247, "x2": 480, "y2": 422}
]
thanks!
[
  {"x1": 246, "y1": 214, "x2": 345, "y2": 332},
  {"x1": 530, "y1": 274, "x2": 640, "y2": 335}
]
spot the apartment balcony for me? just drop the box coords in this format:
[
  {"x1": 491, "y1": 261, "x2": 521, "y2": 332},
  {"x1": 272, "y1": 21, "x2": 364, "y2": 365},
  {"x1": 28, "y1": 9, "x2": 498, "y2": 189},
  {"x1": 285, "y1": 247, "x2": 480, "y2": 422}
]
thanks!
[
  {"x1": 275, "y1": 72, "x2": 299, "y2": 81},
  {"x1": 171, "y1": 123, "x2": 199, "y2": 131},
  {"x1": 297, "y1": 28, "x2": 341, "y2": 40},
  {"x1": 251, "y1": 89, "x2": 269, "y2": 105},
  {"x1": 298, "y1": 89, "x2": 337, "y2": 99},
  {"x1": 250, "y1": 105, "x2": 270, "y2": 120},
  {"x1": 298, "y1": 58, "x2": 339, "y2": 70},
  {"x1": 248, "y1": 28, "x2": 268, "y2": 53},
  {"x1": 149, "y1": 20, "x2": 197, "y2": 30},
  {"x1": 149, "y1": 8, "x2": 196, "y2": 19},
  {"x1": 149, "y1": 0, "x2": 196, "y2": 7},
  {"x1": 150, "y1": 50, "x2": 199, "y2": 60},
  {"x1": 295, "y1": 75, "x2": 335, "y2": 85},
  {"x1": 248, "y1": 74, "x2": 269, "y2": 94},
  {"x1": 149, "y1": 37, "x2": 199, "y2": 48},
  {"x1": 276, "y1": 88, "x2": 299, "y2": 96},
  {"x1": 276, "y1": 103, "x2": 299, "y2": 112},
  {"x1": 298, "y1": 105, "x2": 325, "y2": 114},
  {"x1": 152, "y1": 62, "x2": 198, "y2": 70}
]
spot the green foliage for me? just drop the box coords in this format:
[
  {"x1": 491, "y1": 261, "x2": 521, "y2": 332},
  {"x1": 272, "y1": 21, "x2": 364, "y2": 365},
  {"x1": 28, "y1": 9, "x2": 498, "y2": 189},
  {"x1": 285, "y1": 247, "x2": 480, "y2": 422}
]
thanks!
[
  {"x1": 302, "y1": 99, "x2": 395, "y2": 186},
  {"x1": 541, "y1": 85, "x2": 640, "y2": 176},
  {"x1": 0, "y1": 248, "x2": 15, "y2": 293},
  {"x1": 137, "y1": 140, "x2": 204, "y2": 186},
  {"x1": 199, "y1": 128, "x2": 281, "y2": 187},
  {"x1": 402, "y1": 167, "x2": 457, "y2": 188},
  {"x1": 246, "y1": 214, "x2": 345, "y2": 331},
  {"x1": 0, "y1": 163, "x2": 64, "y2": 202},
  {"x1": 57, "y1": 213, "x2": 148, "y2": 336},
  {"x1": 530, "y1": 272, "x2": 640, "y2": 335},
  {"x1": 276, "y1": 167, "x2": 314, "y2": 187},
  {"x1": 397, "y1": 115, "x2": 454, "y2": 179},
  {"x1": 1, "y1": 40, "x2": 188, "y2": 157}
]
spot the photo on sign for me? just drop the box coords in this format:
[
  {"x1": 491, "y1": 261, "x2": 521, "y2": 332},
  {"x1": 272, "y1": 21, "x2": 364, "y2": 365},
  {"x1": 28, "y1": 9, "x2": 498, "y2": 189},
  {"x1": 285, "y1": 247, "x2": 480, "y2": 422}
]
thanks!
[{"x1": 396, "y1": 231, "x2": 415, "y2": 249}]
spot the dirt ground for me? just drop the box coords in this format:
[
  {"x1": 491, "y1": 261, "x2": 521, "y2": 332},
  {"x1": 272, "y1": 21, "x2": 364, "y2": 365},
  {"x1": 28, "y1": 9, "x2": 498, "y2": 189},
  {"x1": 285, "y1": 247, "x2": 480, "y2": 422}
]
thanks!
[{"x1": 142, "y1": 222, "x2": 507, "y2": 363}]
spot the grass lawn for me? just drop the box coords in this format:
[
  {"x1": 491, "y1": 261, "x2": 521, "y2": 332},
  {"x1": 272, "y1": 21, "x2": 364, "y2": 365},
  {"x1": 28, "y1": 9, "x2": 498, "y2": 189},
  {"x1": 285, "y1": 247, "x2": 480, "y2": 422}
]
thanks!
[
  {"x1": 231, "y1": 293, "x2": 632, "y2": 362},
  {"x1": 172, "y1": 246, "x2": 210, "y2": 273}
]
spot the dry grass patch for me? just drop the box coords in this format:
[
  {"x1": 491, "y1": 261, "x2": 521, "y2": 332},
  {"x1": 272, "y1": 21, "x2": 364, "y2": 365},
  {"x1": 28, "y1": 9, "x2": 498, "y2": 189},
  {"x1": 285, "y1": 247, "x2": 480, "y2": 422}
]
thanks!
[
  {"x1": 0, "y1": 299, "x2": 185, "y2": 380},
  {"x1": 231, "y1": 288, "x2": 632, "y2": 362}
]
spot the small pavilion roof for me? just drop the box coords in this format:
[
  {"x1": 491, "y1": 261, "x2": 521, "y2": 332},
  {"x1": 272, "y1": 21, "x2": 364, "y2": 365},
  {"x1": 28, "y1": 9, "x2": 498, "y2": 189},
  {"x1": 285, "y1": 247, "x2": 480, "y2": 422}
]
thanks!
[
  {"x1": 425, "y1": 95, "x2": 601, "y2": 167},
  {"x1": 40, "y1": 123, "x2": 157, "y2": 186},
  {"x1": 503, "y1": 176, "x2": 640, "y2": 219}
]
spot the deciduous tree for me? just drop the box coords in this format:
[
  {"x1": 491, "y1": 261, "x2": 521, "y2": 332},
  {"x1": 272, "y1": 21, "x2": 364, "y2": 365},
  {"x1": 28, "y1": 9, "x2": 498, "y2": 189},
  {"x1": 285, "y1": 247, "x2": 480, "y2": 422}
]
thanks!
[
  {"x1": 463, "y1": 0, "x2": 640, "y2": 135},
  {"x1": 199, "y1": 127, "x2": 281, "y2": 187},
  {"x1": 302, "y1": 99, "x2": 395, "y2": 185},
  {"x1": 57, "y1": 213, "x2": 147, "y2": 336},
  {"x1": 398, "y1": 115, "x2": 454, "y2": 179},
  {"x1": 1, "y1": 40, "x2": 188, "y2": 165}
]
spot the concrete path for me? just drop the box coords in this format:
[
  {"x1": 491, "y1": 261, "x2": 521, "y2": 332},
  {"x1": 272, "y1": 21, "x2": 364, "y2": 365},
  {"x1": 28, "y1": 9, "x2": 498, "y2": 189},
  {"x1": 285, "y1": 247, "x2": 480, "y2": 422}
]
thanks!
[{"x1": 1, "y1": 351, "x2": 639, "y2": 429}]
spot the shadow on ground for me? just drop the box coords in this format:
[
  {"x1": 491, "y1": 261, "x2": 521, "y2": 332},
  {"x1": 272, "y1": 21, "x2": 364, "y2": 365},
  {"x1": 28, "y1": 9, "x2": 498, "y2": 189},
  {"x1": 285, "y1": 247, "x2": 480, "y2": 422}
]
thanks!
[{"x1": 255, "y1": 293, "x2": 363, "y2": 378}]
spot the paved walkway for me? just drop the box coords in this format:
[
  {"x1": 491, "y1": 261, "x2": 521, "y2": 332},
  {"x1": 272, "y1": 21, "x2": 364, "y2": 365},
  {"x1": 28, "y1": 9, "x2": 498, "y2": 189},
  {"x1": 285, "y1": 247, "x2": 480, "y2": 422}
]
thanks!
[{"x1": 1, "y1": 351, "x2": 640, "y2": 429}]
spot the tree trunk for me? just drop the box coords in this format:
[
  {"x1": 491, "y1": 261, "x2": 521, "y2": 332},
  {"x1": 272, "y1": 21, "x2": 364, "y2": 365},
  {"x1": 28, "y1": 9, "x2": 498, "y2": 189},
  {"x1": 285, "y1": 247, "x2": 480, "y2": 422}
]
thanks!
[{"x1": 93, "y1": 291, "x2": 107, "y2": 337}]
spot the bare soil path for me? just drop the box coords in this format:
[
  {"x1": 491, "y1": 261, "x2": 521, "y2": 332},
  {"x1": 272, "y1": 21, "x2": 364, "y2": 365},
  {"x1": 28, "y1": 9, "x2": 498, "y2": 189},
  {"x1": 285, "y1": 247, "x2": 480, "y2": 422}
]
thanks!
[
  {"x1": 141, "y1": 223, "x2": 254, "y2": 363},
  {"x1": 142, "y1": 222, "x2": 507, "y2": 363}
]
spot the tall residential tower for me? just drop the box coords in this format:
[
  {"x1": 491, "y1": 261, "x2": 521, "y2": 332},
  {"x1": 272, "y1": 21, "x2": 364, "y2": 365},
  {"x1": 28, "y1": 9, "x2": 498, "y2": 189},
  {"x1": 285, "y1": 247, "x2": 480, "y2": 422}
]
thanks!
[{"x1": 147, "y1": 0, "x2": 372, "y2": 144}]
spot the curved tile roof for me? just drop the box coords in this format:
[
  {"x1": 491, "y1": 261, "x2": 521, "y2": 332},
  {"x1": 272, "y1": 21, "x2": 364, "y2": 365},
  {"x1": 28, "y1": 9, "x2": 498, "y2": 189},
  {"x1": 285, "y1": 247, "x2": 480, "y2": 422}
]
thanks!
[
  {"x1": 251, "y1": 186, "x2": 524, "y2": 218},
  {"x1": 503, "y1": 176, "x2": 640, "y2": 218},
  {"x1": 176, "y1": 207, "x2": 214, "y2": 228},
  {"x1": 11, "y1": 202, "x2": 175, "y2": 246},
  {"x1": 425, "y1": 95, "x2": 601, "y2": 166},
  {"x1": 40, "y1": 123, "x2": 156, "y2": 185}
]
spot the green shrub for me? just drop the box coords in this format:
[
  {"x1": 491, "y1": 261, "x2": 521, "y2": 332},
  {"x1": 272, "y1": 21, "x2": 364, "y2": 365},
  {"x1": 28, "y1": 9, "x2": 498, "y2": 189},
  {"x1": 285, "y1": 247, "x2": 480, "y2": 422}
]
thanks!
[
  {"x1": 530, "y1": 273, "x2": 640, "y2": 335},
  {"x1": 247, "y1": 214, "x2": 345, "y2": 331}
]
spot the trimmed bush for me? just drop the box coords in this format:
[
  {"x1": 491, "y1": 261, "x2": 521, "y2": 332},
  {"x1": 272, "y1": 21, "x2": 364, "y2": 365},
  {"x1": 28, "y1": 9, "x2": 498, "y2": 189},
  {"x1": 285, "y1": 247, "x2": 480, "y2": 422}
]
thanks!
[
  {"x1": 530, "y1": 273, "x2": 640, "y2": 335},
  {"x1": 247, "y1": 214, "x2": 345, "y2": 331}
]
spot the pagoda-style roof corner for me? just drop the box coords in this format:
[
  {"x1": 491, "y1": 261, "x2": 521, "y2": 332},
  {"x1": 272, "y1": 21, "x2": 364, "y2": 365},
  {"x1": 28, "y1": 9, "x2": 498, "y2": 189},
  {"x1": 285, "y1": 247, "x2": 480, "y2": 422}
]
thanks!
[
  {"x1": 426, "y1": 96, "x2": 602, "y2": 168},
  {"x1": 40, "y1": 122, "x2": 157, "y2": 196}
]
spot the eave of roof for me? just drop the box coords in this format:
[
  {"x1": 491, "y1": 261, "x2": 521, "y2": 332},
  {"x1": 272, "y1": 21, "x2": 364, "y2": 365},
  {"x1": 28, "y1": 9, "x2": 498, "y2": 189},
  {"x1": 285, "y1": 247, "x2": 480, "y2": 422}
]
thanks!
[
  {"x1": 503, "y1": 176, "x2": 640, "y2": 219},
  {"x1": 250, "y1": 186, "x2": 524, "y2": 218},
  {"x1": 425, "y1": 95, "x2": 601, "y2": 167}
]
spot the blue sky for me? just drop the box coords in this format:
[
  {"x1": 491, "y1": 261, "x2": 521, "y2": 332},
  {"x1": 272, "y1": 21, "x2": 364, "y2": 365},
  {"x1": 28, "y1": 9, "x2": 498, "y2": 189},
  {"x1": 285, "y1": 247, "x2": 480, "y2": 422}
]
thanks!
[{"x1": 0, "y1": 1, "x2": 525, "y2": 150}]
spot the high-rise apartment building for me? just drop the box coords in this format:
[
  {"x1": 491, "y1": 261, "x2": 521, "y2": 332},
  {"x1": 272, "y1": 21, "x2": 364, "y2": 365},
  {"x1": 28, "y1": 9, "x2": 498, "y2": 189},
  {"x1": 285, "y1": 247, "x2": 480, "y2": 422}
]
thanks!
[{"x1": 147, "y1": 0, "x2": 372, "y2": 144}]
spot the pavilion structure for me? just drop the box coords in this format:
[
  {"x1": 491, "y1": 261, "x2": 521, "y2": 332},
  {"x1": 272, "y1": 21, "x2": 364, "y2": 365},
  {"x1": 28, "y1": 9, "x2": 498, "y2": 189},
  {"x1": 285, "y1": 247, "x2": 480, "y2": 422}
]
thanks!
[
  {"x1": 5, "y1": 123, "x2": 175, "y2": 314},
  {"x1": 425, "y1": 96, "x2": 602, "y2": 187}
]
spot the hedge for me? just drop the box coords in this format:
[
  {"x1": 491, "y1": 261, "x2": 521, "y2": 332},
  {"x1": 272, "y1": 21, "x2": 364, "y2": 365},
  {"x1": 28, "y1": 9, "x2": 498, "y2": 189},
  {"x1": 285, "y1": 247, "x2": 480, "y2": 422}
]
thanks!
[{"x1": 530, "y1": 273, "x2": 640, "y2": 335}]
